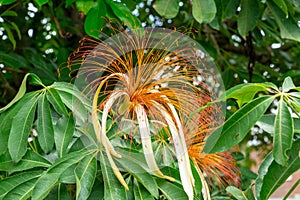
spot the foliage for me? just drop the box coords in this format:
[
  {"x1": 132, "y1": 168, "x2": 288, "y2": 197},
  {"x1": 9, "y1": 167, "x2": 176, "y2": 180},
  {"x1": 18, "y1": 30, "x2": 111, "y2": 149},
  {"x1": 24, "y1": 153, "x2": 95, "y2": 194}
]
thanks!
[{"x1": 0, "y1": 0, "x2": 299, "y2": 200}]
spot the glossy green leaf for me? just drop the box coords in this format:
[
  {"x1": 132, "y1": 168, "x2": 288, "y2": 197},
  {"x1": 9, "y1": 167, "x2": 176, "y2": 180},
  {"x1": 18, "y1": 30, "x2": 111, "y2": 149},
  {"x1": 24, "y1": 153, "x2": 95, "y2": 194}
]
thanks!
[
  {"x1": 223, "y1": 0, "x2": 241, "y2": 19},
  {"x1": 156, "y1": 179, "x2": 188, "y2": 200},
  {"x1": 32, "y1": 149, "x2": 91, "y2": 200},
  {"x1": 154, "y1": 0, "x2": 179, "y2": 19},
  {"x1": 0, "y1": 10, "x2": 17, "y2": 17},
  {"x1": 2, "y1": 23, "x2": 16, "y2": 49},
  {"x1": 107, "y1": 0, "x2": 142, "y2": 29},
  {"x1": 0, "y1": 73, "x2": 41, "y2": 113},
  {"x1": 0, "y1": 171, "x2": 42, "y2": 200},
  {"x1": 226, "y1": 186, "x2": 255, "y2": 200},
  {"x1": 282, "y1": 76, "x2": 295, "y2": 92},
  {"x1": 34, "y1": 0, "x2": 48, "y2": 7},
  {"x1": 84, "y1": 0, "x2": 106, "y2": 38},
  {"x1": 99, "y1": 151, "x2": 127, "y2": 200},
  {"x1": 8, "y1": 95, "x2": 39, "y2": 162},
  {"x1": 273, "y1": 98, "x2": 293, "y2": 166},
  {"x1": 37, "y1": 93, "x2": 54, "y2": 153},
  {"x1": 76, "y1": 0, "x2": 95, "y2": 14},
  {"x1": 267, "y1": 1, "x2": 300, "y2": 42},
  {"x1": 3, "y1": 178, "x2": 37, "y2": 200},
  {"x1": 273, "y1": 0, "x2": 288, "y2": 16},
  {"x1": 75, "y1": 155, "x2": 97, "y2": 200},
  {"x1": 192, "y1": 0, "x2": 217, "y2": 23},
  {"x1": 54, "y1": 115, "x2": 75, "y2": 157},
  {"x1": 0, "y1": 150, "x2": 51, "y2": 172},
  {"x1": 256, "y1": 140, "x2": 300, "y2": 200},
  {"x1": 133, "y1": 180, "x2": 154, "y2": 200},
  {"x1": 59, "y1": 164, "x2": 76, "y2": 184},
  {"x1": 226, "y1": 83, "x2": 269, "y2": 107},
  {"x1": 46, "y1": 88, "x2": 68, "y2": 116},
  {"x1": 0, "y1": 0, "x2": 17, "y2": 5},
  {"x1": 237, "y1": 0, "x2": 260, "y2": 37},
  {"x1": 0, "y1": 92, "x2": 38, "y2": 155},
  {"x1": 204, "y1": 95, "x2": 275, "y2": 153},
  {"x1": 116, "y1": 155, "x2": 159, "y2": 198}
]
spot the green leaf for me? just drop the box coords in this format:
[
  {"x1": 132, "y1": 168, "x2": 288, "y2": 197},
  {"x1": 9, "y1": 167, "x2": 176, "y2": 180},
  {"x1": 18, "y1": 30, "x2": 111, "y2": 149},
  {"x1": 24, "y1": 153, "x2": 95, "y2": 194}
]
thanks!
[
  {"x1": 156, "y1": 179, "x2": 188, "y2": 200},
  {"x1": 0, "y1": 51, "x2": 28, "y2": 69},
  {"x1": 46, "y1": 88, "x2": 68, "y2": 116},
  {"x1": 116, "y1": 155, "x2": 159, "y2": 198},
  {"x1": 273, "y1": 98, "x2": 294, "y2": 166},
  {"x1": 59, "y1": 164, "x2": 76, "y2": 184},
  {"x1": 0, "y1": 171, "x2": 42, "y2": 200},
  {"x1": 75, "y1": 155, "x2": 97, "y2": 200},
  {"x1": 0, "y1": 10, "x2": 17, "y2": 16},
  {"x1": 54, "y1": 115, "x2": 75, "y2": 158},
  {"x1": 267, "y1": 1, "x2": 300, "y2": 42},
  {"x1": 0, "y1": 73, "x2": 41, "y2": 113},
  {"x1": 84, "y1": 0, "x2": 106, "y2": 38},
  {"x1": 99, "y1": 151, "x2": 127, "y2": 200},
  {"x1": 226, "y1": 186, "x2": 255, "y2": 200},
  {"x1": 154, "y1": 0, "x2": 179, "y2": 19},
  {"x1": 8, "y1": 95, "x2": 39, "y2": 162},
  {"x1": 4, "y1": 178, "x2": 37, "y2": 200},
  {"x1": 256, "y1": 140, "x2": 300, "y2": 200},
  {"x1": 10, "y1": 21, "x2": 21, "y2": 40},
  {"x1": 2, "y1": 23, "x2": 16, "y2": 49},
  {"x1": 238, "y1": 0, "x2": 260, "y2": 37},
  {"x1": 34, "y1": 0, "x2": 48, "y2": 7},
  {"x1": 282, "y1": 76, "x2": 295, "y2": 92},
  {"x1": 0, "y1": 150, "x2": 51, "y2": 172},
  {"x1": 257, "y1": 114, "x2": 300, "y2": 134},
  {"x1": 226, "y1": 83, "x2": 269, "y2": 107},
  {"x1": 107, "y1": 0, "x2": 142, "y2": 29},
  {"x1": 222, "y1": 0, "x2": 240, "y2": 19},
  {"x1": 32, "y1": 149, "x2": 91, "y2": 200},
  {"x1": 37, "y1": 93, "x2": 55, "y2": 153},
  {"x1": 0, "y1": 0, "x2": 17, "y2": 5},
  {"x1": 273, "y1": 0, "x2": 288, "y2": 16},
  {"x1": 192, "y1": 0, "x2": 217, "y2": 23},
  {"x1": 204, "y1": 95, "x2": 275, "y2": 153},
  {"x1": 76, "y1": 0, "x2": 95, "y2": 14},
  {"x1": 133, "y1": 180, "x2": 154, "y2": 200}
]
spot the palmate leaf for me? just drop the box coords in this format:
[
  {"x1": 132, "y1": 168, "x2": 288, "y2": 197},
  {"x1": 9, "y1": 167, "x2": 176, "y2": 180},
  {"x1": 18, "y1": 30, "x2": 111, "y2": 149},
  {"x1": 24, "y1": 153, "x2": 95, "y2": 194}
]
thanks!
[
  {"x1": 133, "y1": 180, "x2": 154, "y2": 200},
  {"x1": 255, "y1": 140, "x2": 300, "y2": 200},
  {"x1": 0, "y1": 149, "x2": 51, "y2": 172},
  {"x1": 75, "y1": 154, "x2": 97, "y2": 200},
  {"x1": 99, "y1": 151, "x2": 127, "y2": 200},
  {"x1": 37, "y1": 93, "x2": 55, "y2": 153},
  {"x1": 204, "y1": 95, "x2": 275, "y2": 153},
  {"x1": 31, "y1": 149, "x2": 92, "y2": 200},
  {"x1": 0, "y1": 171, "x2": 43, "y2": 200},
  {"x1": 8, "y1": 93, "x2": 40, "y2": 163},
  {"x1": 46, "y1": 88, "x2": 68, "y2": 116},
  {"x1": 273, "y1": 98, "x2": 294, "y2": 166}
]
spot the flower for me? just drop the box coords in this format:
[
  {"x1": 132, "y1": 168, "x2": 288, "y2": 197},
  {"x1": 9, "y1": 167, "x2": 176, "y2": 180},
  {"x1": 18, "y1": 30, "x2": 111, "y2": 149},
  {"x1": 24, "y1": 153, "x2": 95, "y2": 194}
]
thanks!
[{"x1": 70, "y1": 27, "x2": 225, "y2": 199}]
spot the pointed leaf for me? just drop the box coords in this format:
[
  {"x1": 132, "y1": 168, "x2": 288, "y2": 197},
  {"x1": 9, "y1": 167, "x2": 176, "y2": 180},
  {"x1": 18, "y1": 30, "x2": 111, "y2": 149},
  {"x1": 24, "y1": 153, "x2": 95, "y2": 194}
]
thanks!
[
  {"x1": 282, "y1": 76, "x2": 295, "y2": 92},
  {"x1": 116, "y1": 155, "x2": 159, "y2": 198},
  {"x1": 133, "y1": 180, "x2": 154, "y2": 200},
  {"x1": 256, "y1": 140, "x2": 300, "y2": 200},
  {"x1": 273, "y1": 0, "x2": 288, "y2": 16},
  {"x1": 0, "y1": 73, "x2": 41, "y2": 113},
  {"x1": 154, "y1": 0, "x2": 179, "y2": 19},
  {"x1": 34, "y1": 0, "x2": 48, "y2": 7},
  {"x1": 156, "y1": 179, "x2": 188, "y2": 200},
  {"x1": 0, "y1": 92, "x2": 38, "y2": 155},
  {"x1": 226, "y1": 186, "x2": 255, "y2": 200},
  {"x1": 0, "y1": 150, "x2": 51, "y2": 172},
  {"x1": 46, "y1": 88, "x2": 68, "y2": 116},
  {"x1": 204, "y1": 95, "x2": 275, "y2": 153},
  {"x1": 3, "y1": 178, "x2": 37, "y2": 200},
  {"x1": 75, "y1": 155, "x2": 97, "y2": 200},
  {"x1": 54, "y1": 115, "x2": 75, "y2": 157},
  {"x1": 267, "y1": 1, "x2": 300, "y2": 42},
  {"x1": 99, "y1": 151, "x2": 127, "y2": 200},
  {"x1": 107, "y1": 0, "x2": 142, "y2": 29},
  {"x1": 32, "y1": 150, "x2": 91, "y2": 200},
  {"x1": 8, "y1": 95, "x2": 39, "y2": 162},
  {"x1": 273, "y1": 98, "x2": 294, "y2": 165},
  {"x1": 0, "y1": 171, "x2": 42, "y2": 200},
  {"x1": 192, "y1": 0, "x2": 217, "y2": 23},
  {"x1": 37, "y1": 93, "x2": 55, "y2": 153},
  {"x1": 238, "y1": 0, "x2": 260, "y2": 37}
]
